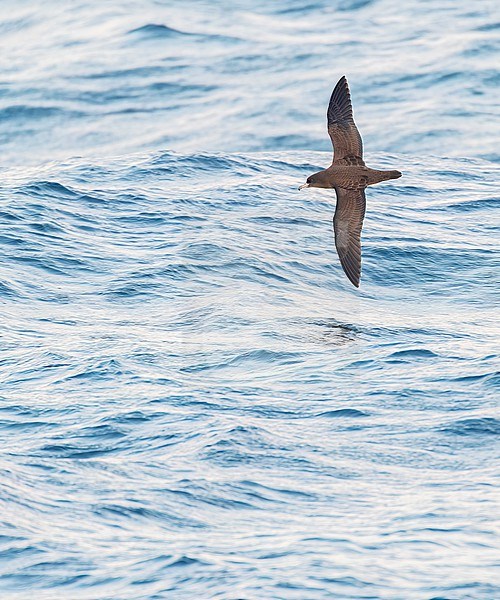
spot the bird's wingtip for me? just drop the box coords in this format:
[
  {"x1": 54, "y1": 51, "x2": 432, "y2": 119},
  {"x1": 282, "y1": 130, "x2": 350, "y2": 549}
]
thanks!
[
  {"x1": 334, "y1": 75, "x2": 348, "y2": 87},
  {"x1": 345, "y1": 272, "x2": 360, "y2": 288}
]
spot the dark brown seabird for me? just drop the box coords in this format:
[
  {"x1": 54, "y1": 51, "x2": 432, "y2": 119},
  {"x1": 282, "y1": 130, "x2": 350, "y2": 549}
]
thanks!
[{"x1": 299, "y1": 76, "x2": 402, "y2": 287}]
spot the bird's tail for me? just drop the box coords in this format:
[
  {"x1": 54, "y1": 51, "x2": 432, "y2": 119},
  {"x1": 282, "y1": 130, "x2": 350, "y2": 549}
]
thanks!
[
  {"x1": 369, "y1": 169, "x2": 402, "y2": 185},
  {"x1": 384, "y1": 170, "x2": 402, "y2": 180}
]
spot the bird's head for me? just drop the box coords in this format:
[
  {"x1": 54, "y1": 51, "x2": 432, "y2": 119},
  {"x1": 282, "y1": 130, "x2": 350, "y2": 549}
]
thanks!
[{"x1": 298, "y1": 170, "x2": 331, "y2": 190}]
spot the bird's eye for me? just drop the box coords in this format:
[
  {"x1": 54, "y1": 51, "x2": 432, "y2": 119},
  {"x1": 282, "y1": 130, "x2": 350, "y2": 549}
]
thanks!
[{"x1": 307, "y1": 178, "x2": 311, "y2": 183}]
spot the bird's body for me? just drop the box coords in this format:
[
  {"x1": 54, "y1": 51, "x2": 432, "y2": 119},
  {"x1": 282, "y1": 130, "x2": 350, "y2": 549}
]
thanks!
[
  {"x1": 299, "y1": 76, "x2": 402, "y2": 287},
  {"x1": 307, "y1": 164, "x2": 401, "y2": 191}
]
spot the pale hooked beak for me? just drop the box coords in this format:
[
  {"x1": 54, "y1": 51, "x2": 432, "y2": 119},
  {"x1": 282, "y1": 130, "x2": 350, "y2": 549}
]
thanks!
[{"x1": 298, "y1": 183, "x2": 310, "y2": 190}]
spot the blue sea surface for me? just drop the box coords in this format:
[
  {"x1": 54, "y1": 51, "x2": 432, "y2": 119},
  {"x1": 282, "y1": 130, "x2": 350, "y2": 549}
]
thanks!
[{"x1": 0, "y1": 1, "x2": 499, "y2": 599}]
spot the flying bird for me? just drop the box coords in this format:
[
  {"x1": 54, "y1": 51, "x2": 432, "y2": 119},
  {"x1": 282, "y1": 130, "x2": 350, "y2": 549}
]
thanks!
[{"x1": 299, "y1": 76, "x2": 402, "y2": 287}]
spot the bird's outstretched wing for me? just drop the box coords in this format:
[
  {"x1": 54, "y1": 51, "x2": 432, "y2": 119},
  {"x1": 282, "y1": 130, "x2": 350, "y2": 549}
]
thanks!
[
  {"x1": 327, "y1": 76, "x2": 364, "y2": 166},
  {"x1": 333, "y1": 187, "x2": 366, "y2": 287}
]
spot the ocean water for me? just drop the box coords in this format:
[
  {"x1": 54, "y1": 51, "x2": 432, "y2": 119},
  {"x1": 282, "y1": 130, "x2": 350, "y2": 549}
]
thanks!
[{"x1": 0, "y1": 1, "x2": 499, "y2": 599}]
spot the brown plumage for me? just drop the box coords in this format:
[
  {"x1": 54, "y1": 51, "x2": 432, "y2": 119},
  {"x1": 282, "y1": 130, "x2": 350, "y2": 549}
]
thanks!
[{"x1": 299, "y1": 76, "x2": 402, "y2": 287}]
